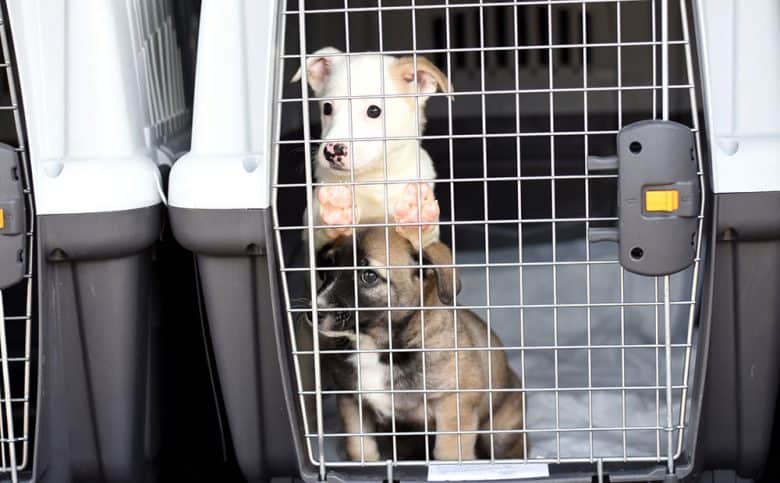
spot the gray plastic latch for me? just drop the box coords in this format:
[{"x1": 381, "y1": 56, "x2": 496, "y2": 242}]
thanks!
[
  {"x1": 588, "y1": 120, "x2": 699, "y2": 276},
  {"x1": 0, "y1": 199, "x2": 23, "y2": 235},
  {"x1": 0, "y1": 144, "x2": 26, "y2": 289},
  {"x1": 589, "y1": 227, "x2": 619, "y2": 242},
  {"x1": 587, "y1": 154, "x2": 619, "y2": 172}
]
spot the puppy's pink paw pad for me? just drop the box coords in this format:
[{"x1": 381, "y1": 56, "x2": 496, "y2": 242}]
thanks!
[
  {"x1": 317, "y1": 185, "x2": 356, "y2": 239},
  {"x1": 422, "y1": 202, "x2": 441, "y2": 220},
  {"x1": 321, "y1": 207, "x2": 351, "y2": 226},
  {"x1": 393, "y1": 183, "x2": 440, "y2": 237},
  {"x1": 317, "y1": 185, "x2": 352, "y2": 208}
]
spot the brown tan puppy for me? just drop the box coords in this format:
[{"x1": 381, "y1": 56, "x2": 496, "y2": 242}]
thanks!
[{"x1": 315, "y1": 228, "x2": 525, "y2": 461}]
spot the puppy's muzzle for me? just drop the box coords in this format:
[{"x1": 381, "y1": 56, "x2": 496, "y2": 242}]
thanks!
[
  {"x1": 316, "y1": 307, "x2": 352, "y2": 332},
  {"x1": 323, "y1": 143, "x2": 348, "y2": 168},
  {"x1": 332, "y1": 309, "x2": 352, "y2": 329}
]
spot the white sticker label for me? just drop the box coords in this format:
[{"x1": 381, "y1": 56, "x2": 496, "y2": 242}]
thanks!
[{"x1": 428, "y1": 463, "x2": 550, "y2": 481}]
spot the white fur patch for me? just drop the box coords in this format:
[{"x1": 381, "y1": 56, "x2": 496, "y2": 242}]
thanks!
[
  {"x1": 349, "y1": 351, "x2": 392, "y2": 419},
  {"x1": 315, "y1": 277, "x2": 338, "y2": 309},
  {"x1": 318, "y1": 329, "x2": 357, "y2": 340}
]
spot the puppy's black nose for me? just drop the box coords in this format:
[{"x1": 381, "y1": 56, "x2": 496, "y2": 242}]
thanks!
[
  {"x1": 323, "y1": 143, "x2": 348, "y2": 165},
  {"x1": 333, "y1": 310, "x2": 352, "y2": 329},
  {"x1": 316, "y1": 310, "x2": 352, "y2": 332}
]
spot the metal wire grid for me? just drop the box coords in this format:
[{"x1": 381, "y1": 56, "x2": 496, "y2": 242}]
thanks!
[
  {"x1": 271, "y1": 0, "x2": 705, "y2": 477},
  {"x1": 0, "y1": 5, "x2": 35, "y2": 482},
  {"x1": 130, "y1": 0, "x2": 190, "y2": 143}
]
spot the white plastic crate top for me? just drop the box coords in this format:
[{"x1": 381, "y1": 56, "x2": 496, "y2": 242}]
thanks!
[
  {"x1": 696, "y1": 0, "x2": 780, "y2": 193},
  {"x1": 6, "y1": 0, "x2": 163, "y2": 215},
  {"x1": 167, "y1": 0, "x2": 277, "y2": 210}
]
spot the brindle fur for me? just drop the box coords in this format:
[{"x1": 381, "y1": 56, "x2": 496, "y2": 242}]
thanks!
[{"x1": 315, "y1": 229, "x2": 525, "y2": 461}]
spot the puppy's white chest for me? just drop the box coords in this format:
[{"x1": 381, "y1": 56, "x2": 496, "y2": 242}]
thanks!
[{"x1": 349, "y1": 352, "x2": 392, "y2": 419}]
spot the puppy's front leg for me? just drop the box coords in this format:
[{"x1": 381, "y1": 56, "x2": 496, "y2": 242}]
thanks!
[
  {"x1": 338, "y1": 395, "x2": 380, "y2": 462},
  {"x1": 433, "y1": 393, "x2": 479, "y2": 461}
]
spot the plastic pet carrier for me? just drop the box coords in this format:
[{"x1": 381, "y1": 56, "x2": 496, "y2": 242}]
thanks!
[
  {"x1": 0, "y1": 0, "x2": 195, "y2": 481},
  {"x1": 167, "y1": 1, "x2": 780, "y2": 483}
]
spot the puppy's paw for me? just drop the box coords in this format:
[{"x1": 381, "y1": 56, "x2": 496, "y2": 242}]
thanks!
[
  {"x1": 393, "y1": 183, "x2": 440, "y2": 247},
  {"x1": 317, "y1": 185, "x2": 357, "y2": 239},
  {"x1": 434, "y1": 442, "x2": 476, "y2": 461},
  {"x1": 346, "y1": 436, "x2": 380, "y2": 462}
]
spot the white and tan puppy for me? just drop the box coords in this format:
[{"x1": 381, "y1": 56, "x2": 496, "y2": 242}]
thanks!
[{"x1": 291, "y1": 47, "x2": 450, "y2": 250}]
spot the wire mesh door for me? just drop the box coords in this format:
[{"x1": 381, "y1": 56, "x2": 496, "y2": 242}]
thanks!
[
  {"x1": 130, "y1": 0, "x2": 191, "y2": 145},
  {"x1": 0, "y1": 4, "x2": 36, "y2": 482},
  {"x1": 272, "y1": 0, "x2": 705, "y2": 478}
]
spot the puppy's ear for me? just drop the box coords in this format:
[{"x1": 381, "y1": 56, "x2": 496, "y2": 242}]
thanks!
[
  {"x1": 290, "y1": 46, "x2": 342, "y2": 95},
  {"x1": 316, "y1": 240, "x2": 338, "y2": 267},
  {"x1": 393, "y1": 56, "x2": 453, "y2": 100},
  {"x1": 421, "y1": 241, "x2": 461, "y2": 305},
  {"x1": 316, "y1": 233, "x2": 352, "y2": 267}
]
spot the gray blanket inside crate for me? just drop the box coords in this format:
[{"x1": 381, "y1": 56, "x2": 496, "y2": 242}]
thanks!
[{"x1": 314, "y1": 235, "x2": 695, "y2": 462}]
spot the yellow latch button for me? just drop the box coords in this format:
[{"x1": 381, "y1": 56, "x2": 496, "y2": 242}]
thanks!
[
  {"x1": 0, "y1": 208, "x2": 5, "y2": 229},
  {"x1": 645, "y1": 190, "x2": 679, "y2": 213}
]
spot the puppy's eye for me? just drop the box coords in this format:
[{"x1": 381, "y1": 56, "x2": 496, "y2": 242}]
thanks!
[
  {"x1": 323, "y1": 102, "x2": 333, "y2": 115},
  {"x1": 360, "y1": 270, "x2": 378, "y2": 285},
  {"x1": 366, "y1": 105, "x2": 382, "y2": 118}
]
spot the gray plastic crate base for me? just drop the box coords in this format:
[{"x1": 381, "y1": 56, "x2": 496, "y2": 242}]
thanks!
[
  {"x1": 169, "y1": 206, "x2": 300, "y2": 482},
  {"x1": 33, "y1": 204, "x2": 162, "y2": 482}
]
